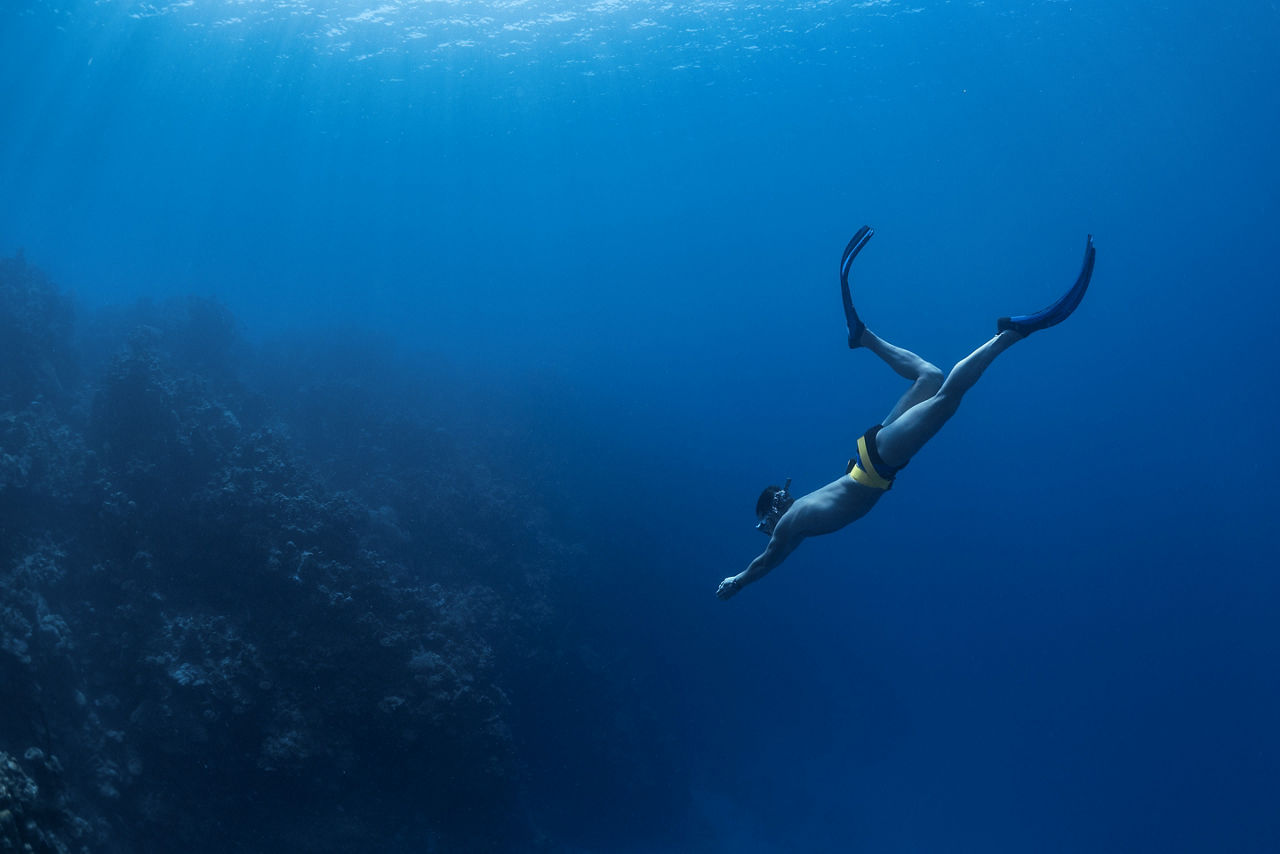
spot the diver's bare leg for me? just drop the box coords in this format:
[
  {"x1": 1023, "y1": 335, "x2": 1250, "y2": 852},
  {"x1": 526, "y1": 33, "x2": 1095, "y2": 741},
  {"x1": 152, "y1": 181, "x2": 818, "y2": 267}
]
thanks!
[
  {"x1": 860, "y1": 330, "x2": 944, "y2": 426},
  {"x1": 874, "y1": 330, "x2": 1022, "y2": 467}
]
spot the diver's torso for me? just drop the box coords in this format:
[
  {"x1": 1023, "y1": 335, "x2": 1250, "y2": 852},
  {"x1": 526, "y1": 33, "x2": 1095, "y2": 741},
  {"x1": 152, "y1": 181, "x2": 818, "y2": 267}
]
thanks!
[{"x1": 787, "y1": 475, "x2": 884, "y2": 537}]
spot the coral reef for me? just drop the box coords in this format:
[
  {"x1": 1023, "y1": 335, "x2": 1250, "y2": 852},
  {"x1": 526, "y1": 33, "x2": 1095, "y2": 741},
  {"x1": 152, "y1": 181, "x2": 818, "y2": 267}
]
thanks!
[
  {"x1": 0, "y1": 252, "x2": 75, "y2": 409},
  {"x1": 0, "y1": 255, "x2": 655, "y2": 852},
  {"x1": 0, "y1": 749, "x2": 93, "y2": 854}
]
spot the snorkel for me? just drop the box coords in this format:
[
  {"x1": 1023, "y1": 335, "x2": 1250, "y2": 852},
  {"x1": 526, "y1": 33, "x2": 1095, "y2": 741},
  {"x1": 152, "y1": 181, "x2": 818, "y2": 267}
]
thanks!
[{"x1": 755, "y1": 478, "x2": 794, "y2": 535}]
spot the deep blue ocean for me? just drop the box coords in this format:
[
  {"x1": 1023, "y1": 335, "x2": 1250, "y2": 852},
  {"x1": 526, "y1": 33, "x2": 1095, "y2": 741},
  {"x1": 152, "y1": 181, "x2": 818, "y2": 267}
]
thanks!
[{"x1": 3, "y1": 0, "x2": 1279, "y2": 851}]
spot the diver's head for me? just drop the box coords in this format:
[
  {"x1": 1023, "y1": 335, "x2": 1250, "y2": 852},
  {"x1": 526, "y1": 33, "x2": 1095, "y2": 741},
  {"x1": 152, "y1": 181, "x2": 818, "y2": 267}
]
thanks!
[{"x1": 755, "y1": 478, "x2": 794, "y2": 535}]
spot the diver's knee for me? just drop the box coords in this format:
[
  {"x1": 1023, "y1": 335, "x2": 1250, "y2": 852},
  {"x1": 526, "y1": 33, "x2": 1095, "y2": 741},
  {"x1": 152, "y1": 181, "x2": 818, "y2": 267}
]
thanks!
[
  {"x1": 928, "y1": 389, "x2": 962, "y2": 421},
  {"x1": 918, "y1": 364, "x2": 944, "y2": 394}
]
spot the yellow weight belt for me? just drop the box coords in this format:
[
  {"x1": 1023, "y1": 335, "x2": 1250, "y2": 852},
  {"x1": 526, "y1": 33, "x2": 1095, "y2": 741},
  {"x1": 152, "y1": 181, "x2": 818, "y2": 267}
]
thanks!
[{"x1": 848, "y1": 433, "x2": 893, "y2": 490}]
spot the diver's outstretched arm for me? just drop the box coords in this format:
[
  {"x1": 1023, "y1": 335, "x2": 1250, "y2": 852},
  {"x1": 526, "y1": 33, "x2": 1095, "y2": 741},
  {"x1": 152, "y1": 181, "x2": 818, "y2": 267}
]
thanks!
[{"x1": 717, "y1": 523, "x2": 803, "y2": 600}]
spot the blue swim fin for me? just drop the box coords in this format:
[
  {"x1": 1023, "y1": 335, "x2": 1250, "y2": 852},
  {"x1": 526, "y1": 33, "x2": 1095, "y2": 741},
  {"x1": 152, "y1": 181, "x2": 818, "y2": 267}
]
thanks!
[
  {"x1": 840, "y1": 225, "x2": 874, "y2": 348},
  {"x1": 998, "y1": 235, "x2": 1096, "y2": 336}
]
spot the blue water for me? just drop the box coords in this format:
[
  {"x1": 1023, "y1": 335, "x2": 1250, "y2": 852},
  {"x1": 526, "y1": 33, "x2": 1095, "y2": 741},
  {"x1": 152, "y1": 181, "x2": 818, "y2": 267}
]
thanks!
[{"x1": 4, "y1": 0, "x2": 1279, "y2": 851}]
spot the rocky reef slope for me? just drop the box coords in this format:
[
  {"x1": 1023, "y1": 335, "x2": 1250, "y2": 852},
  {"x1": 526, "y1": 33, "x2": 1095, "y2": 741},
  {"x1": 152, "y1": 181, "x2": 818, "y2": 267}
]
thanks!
[{"x1": 0, "y1": 254, "x2": 672, "y2": 852}]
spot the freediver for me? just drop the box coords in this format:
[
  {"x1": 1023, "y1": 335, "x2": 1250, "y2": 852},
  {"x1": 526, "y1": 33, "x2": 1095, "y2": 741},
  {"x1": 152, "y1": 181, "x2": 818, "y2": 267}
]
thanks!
[{"x1": 717, "y1": 226, "x2": 1095, "y2": 601}]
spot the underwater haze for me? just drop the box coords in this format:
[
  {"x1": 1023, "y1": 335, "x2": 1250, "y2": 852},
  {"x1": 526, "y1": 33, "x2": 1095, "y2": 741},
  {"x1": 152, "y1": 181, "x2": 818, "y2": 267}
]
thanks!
[{"x1": 3, "y1": 0, "x2": 1280, "y2": 851}]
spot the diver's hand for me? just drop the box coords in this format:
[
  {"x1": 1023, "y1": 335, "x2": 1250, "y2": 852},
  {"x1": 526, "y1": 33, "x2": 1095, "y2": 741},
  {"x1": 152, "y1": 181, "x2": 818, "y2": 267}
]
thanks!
[{"x1": 716, "y1": 576, "x2": 742, "y2": 601}]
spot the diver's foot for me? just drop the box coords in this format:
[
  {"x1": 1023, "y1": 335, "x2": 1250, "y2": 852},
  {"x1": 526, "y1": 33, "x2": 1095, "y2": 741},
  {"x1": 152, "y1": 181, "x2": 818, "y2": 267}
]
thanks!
[
  {"x1": 716, "y1": 576, "x2": 743, "y2": 601},
  {"x1": 998, "y1": 235, "x2": 1095, "y2": 336},
  {"x1": 847, "y1": 317, "x2": 867, "y2": 349},
  {"x1": 841, "y1": 226, "x2": 875, "y2": 349}
]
